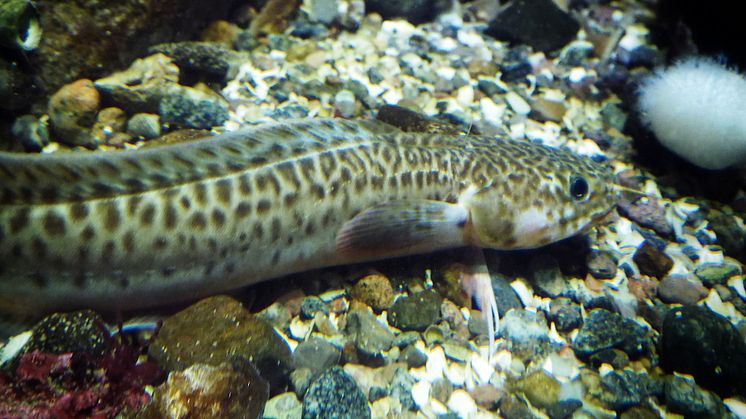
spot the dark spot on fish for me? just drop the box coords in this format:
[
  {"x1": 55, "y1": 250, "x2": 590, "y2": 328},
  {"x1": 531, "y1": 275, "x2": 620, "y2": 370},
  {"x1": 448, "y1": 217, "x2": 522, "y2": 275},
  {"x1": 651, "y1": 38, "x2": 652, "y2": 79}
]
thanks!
[
  {"x1": 126, "y1": 196, "x2": 143, "y2": 216},
  {"x1": 180, "y1": 196, "x2": 192, "y2": 209},
  {"x1": 162, "y1": 266, "x2": 176, "y2": 277},
  {"x1": 78, "y1": 245, "x2": 90, "y2": 264},
  {"x1": 101, "y1": 202, "x2": 121, "y2": 232},
  {"x1": 212, "y1": 209, "x2": 226, "y2": 228},
  {"x1": 204, "y1": 260, "x2": 216, "y2": 276},
  {"x1": 215, "y1": 179, "x2": 232, "y2": 204},
  {"x1": 270, "y1": 217, "x2": 281, "y2": 242},
  {"x1": 189, "y1": 236, "x2": 198, "y2": 251},
  {"x1": 194, "y1": 183, "x2": 208, "y2": 205},
  {"x1": 305, "y1": 220, "x2": 315, "y2": 236},
  {"x1": 207, "y1": 238, "x2": 218, "y2": 253},
  {"x1": 40, "y1": 186, "x2": 59, "y2": 202},
  {"x1": 164, "y1": 202, "x2": 178, "y2": 229},
  {"x1": 9, "y1": 208, "x2": 30, "y2": 234},
  {"x1": 220, "y1": 247, "x2": 229, "y2": 258},
  {"x1": 141, "y1": 204, "x2": 156, "y2": 226},
  {"x1": 271, "y1": 249, "x2": 281, "y2": 265},
  {"x1": 44, "y1": 210, "x2": 67, "y2": 236},
  {"x1": 123, "y1": 230, "x2": 136, "y2": 253},
  {"x1": 238, "y1": 174, "x2": 252, "y2": 196},
  {"x1": 257, "y1": 199, "x2": 271, "y2": 213},
  {"x1": 283, "y1": 193, "x2": 298, "y2": 207},
  {"x1": 225, "y1": 262, "x2": 236, "y2": 274},
  {"x1": 190, "y1": 212, "x2": 207, "y2": 230},
  {"x1": 310, "y1": 184, "x2": 325, "y2": 199},
  {"x1": 253, "y1": 223, "x2": 264, "y2": 240},
  {"x1": 31, "y1": 236, "x2": 47, "y2": 260},
  {"x1": 153, "y1": 237, "x2": 169, "y2": 250},
  {"x1": 236, "y1": 201, "x2": 252, "y2": 218},
  {"x1": 81, "y1": 225, "x2": 96, "y2": 242},
  {"x1": 102, "y1": 241, "x2": 116, "y2": 262}
]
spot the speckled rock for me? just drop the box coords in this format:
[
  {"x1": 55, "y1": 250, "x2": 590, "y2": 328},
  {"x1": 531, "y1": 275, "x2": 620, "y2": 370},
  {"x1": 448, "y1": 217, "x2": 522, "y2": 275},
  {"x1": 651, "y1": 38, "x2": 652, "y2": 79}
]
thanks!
[
  {"x1": 137, "y1": 361, "x2": 268, "y2": 419},
  {"x1": 148, "y1": 295, "x2": 292, "y2": 389},
  {"x1": 346, "y1": 307, "x2": 394, "y2": 363},
  {"x1": 350, "y1": 274, "x2": 395, "y2": 311},
  {"x1": 664, "y1": 375, "x2": 726, "y2": 419},
  {"x1": 598, "y1": 370, "x2": 662, "y2": 411},
  {"x1": 661, "y1": 306, "x2": 746, "y2": 397},
  {"x1": 300, "y1": 296, "x2": 329, "y2": 319},
  {"x1": 15, "y1": 310, "x2": 108, "y2": 364},
  {"x1": 500, "y1": 395, "x2": 539, "y2": 419},
  {"x1": 158, "y1": 89, "x2": 229, "y2": 129},
  {"x1": 588, "y1": 348, "x2": 630, "y2": 370},
  {"x1": 633, "y1": 240, "x2": 673, "y2": 279},
  {"x1": 546, "y1": 399, "x2": 583, "y2": 419},
  {"x1": 302, "y1": 367, "x2": 370, "y2": 419},
  {"x1": 484, "y1": 0, "x2": 579, "y2": 52},
  {"x1": 48, "y1": 78, "x2": 100, "y2": 147},
  {"x1": 149, "y1": 41, "x2": 243, "y2": 78},
  {"x1": 293, "y1": 336, "x2": 341, "y2": 377},
  {"x1": 572, "y1": 309, "x2": 651, "y2": 359},
  {"x1": 617, "y1": 195, "x2": 673, "y2": 237},
  {"x1": 90, "y1": 107, "x2": 128, "y2": 145},
  {"x1": 500, "y1": 309, "x2": 551, "y2": 361},
  {"x1": 658, "y1": 273, "x2": 708, "y2": 305},
  {"x1": 548, "y1": 298, "x2": 582, "y2": 333},
  {"x1": 389, "y1": 290, "x2": 442, "y2": 332}
]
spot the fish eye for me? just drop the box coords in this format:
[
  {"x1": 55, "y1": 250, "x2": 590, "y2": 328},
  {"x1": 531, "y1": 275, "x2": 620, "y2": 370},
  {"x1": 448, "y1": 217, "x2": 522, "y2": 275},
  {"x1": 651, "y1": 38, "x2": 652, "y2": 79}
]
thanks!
[{"x1": 570, "y1": 175, "x2": 589, "y2": 201}]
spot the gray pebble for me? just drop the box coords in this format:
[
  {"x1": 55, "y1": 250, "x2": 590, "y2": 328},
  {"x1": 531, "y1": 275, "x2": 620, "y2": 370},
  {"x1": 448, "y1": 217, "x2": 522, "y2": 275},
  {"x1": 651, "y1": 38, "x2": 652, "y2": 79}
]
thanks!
[
  {"x1": 572, "y1": 309, "x2": 651, "y2": 358},
  {"x1": 389, "y1": 290, "x2": 442, "y2": 332},
  {"x1": 664, "y1": 375, "x2": 726, "y2": 419},
  {"x1": 293, "y1": 336, "x2": 341, "y2": 376},
  {"x1": 12, "y1": 114, "x2": 49, "y2": 151},
  {"x1": 126, "y1": 113, "x2": 161, "y2": 139},
  {"x1": 300, "y1": 296, "x2": 328, "y2": 319},
  {"x1": 302, "y1": 367, "x2": 370, "y2": 419}
]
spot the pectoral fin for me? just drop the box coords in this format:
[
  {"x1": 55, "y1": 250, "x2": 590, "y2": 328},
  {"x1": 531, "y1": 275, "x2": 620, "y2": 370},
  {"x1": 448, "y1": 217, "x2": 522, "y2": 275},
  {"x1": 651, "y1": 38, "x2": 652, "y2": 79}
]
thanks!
[{"x1": 336, "y1": 200, "x2": 470, "y2": 259}]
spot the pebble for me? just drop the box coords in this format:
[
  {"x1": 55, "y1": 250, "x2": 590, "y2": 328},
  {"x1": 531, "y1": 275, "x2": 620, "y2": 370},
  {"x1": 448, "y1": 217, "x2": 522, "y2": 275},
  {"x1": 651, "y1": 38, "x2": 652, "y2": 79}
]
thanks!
[
  {"x1": 548, "y1": 298, "x2": 582, "y2": 333},
  {"x1": 48, "y1": 78, "x2": 100, "y2": 147},
  {"x1": 138, "y1": 361, "x2": 268, "y2": 418},
  {"x1": 11, "y1": 114, "x2": 49, "y2": 151},
  {"x1": 263, "y1": 392, "x2": 303, "y2": 419},
  {"x1": 333, "y1": 89, "x2": 357, "y2": 118},
  {"x1": 345, "y1": 307, "x2": 394, "y2": 363},
  {"x1": 529, "y1": 254, "x2": 567, "y2": 297},
  {"x1": 293, "y1": 336, "x2": 341, "y2": 376},
  {"x1": 512, "y1": 370, "x2": 561, "y2": 410},
  {"x1": 389, "y1": 290, "x2": 442, "y2": 331},
  {"x1": 588, "y1": 348, "x2": 630, "y2": 370},
  {"x1": 126, "y1": 113, "x2": 161, "y2": 139},
  {"x1": 664, "y1": 375, "x2": 726, "y2": 419},
  {"x1": 500, "y1": 309, "x2": 551, "y2": 360},
  {"x1": 446, "y1": 389, "x2": 477, "y2": 418},
  {"x1": 399, "y1": 345, "x2": 427, "y2": 368},
  {"x1": 586, "y1": 250, "x2": 618, "y2": 280},
  {"x1": 149, "y1": 41, "x2": 241, "y2": 78},
  {"x1": 617, "y1": 195, "x2": 673, "y2": 237},
  {"x1": 695, "y1": 262, "x2": 741, "y2": 287},
  {"x1": 598, "y1": 370, "x2": 662, "y2": 411},
  {"x1": 660, "y1": 306, "x2": 746, "y2": 397},
  {"x1": 302, "y1": 367, "x2": 370, "y2": 419},
  {"x1": 365, "y1": 0, "x2": 452, "y2": 25},
  {"x1": 658, "y1": 273, "x2": 708, "y2": 305},
  {"x1": 632, "y1": 240, "x2": 673, "y2": 279},
  {"x1": 159, "y1": 92, "x2": 229, "y2": 130},
  {"x1": 572, "y1": 309, "x2": 651, "y2": 359},
  {"x1": 148, "y1": 295, "x2": 292, "y2": 388},
  {"x1": 350, "y1": 274, "x2": 394, "y2": 311},
  {"x1": 484, "y1": 0, "x2": 579, "y2": 52},
  {"x1": 300, "y1": 296, "x2": 329, "y2": 319}
]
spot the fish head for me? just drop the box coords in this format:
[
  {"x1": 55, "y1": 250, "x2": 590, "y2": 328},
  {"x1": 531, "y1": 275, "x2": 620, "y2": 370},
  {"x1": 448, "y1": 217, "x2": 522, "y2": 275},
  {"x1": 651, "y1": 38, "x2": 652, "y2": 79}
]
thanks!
[{"x1": 461, "y1": 147, "x2": 618, "y2": 250}]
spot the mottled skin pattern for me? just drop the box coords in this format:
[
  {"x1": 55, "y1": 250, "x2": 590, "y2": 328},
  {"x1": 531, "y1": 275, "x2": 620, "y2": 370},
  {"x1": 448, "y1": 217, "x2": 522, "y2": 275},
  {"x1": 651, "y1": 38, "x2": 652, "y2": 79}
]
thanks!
[{"x1": 0, "y1": 119, "x2": 616, "y2": 318}]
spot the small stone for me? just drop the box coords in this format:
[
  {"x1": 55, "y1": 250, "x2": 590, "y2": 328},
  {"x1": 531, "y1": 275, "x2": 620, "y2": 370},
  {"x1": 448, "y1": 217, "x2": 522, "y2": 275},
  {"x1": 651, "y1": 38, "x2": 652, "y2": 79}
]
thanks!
[
  {"x1": 470, "y1": 384, "x2": 504, "y2": 410},
  {"x1": 695, "y1": 262, "x2": 741, "y2": 287},
  {"x1": 365, "y1": 0, "x2": 452, "y2": 24},
  {"x1": 389, "y1": 290, "x2": 442, "y2": 332},
  {"x1": 293, "y1": 336, "x2": 341, "y2": 376},
  {"x1": 126, "y1": 113, "x2": 161, "y2": 139},
  {"x1": 302, "y1": 367, "x2": 370, "y2": 419},
  {"x1": 529, "y1": 254, "x2": 567, "y2": 297},
  {"x1": 617, "y1": 195, "x2": 673, "y2": 237},
  {"x1": 531, "y1": 97, "x2": 567, "y2": 122},
  {"x1": 159, "y1": 92, "x2": 229, "y2": 130},
  {"x1": 399, "y1": 345, "x2": 427, "y2": 368},
  {"x1": 548, "y1": 298, "x2": 582, "y2": 333},
  {"x1": 504, "y1": 91, "x2": 531, "y2": 116},
  {"x1": 306, "y1": 0, "x2": 340, "y2": 25},
  {"x1": 333, "y1": 89, "x2": 357, "y2": 118},
  {"x1": 392, "y1": 331, "x2": 421, "y2": 348},
  {"x1": 633, "y1": 240, "x2": 673, "y2": 279},
  {"x1": 484, "y1": 0, "x2": 579, "y2": 52},
  {"x1": 588, "y1": 348, "x2": 630, "y2": 370},
  {"x1": 500, "y1": 309, "x2": 551, "y2": 361},
  {"x1": 256, "y1": 302, "x2": 292, "y2": 330},
  {"x1": 658, "y1": 273, "x2": 708, "y2": 305},
  {"x1": 512, "y1": 370, "x2": 561, "y2": 410},
  {"x1": 48, "y1": 78, "x2": 100, "y2": 147},
  {"x1": 300, "y1": 296, "x2": 329, "y2": 319},
  {"x1": 11, "y1": 114, "x2": 49, "y2": 151},
  {"x1": 139, "y1": 361, "x2": 268, "y2": 419},
  {"x1": 346, "y1": 308, "x2": 394, "y2": 363},
  {"x1": 201, "y1": 20, "x2": 241, "y2": 46},
  {"x1": 149, "y1": 41, "x2": 241, "y2": 78},
  {"x1": 599, "y1": 370, "x2": 662, "y2": 411},
  {"x1": 148, "y1": 296, "x2": 292, "y2": 388},
  {"x1": 619, "y1": 406, "x2": 661, "y2": 419},
  {"x1": 587, "y1": 250, "x2": 618, "y2": 280},
  {"x1": 664, "y1": 375, "x2": 726, "y2": 419},
  {"x1": 351, "y1": 274, "x2": 394, "y2": 311},
  {"x1": 491, "y1": 274, "x2": 523, "y2": 315},
  {"x1": 545, "y1": 399, "x2": 583, "y2": 419},
  {"x1": 661, "y1": 306, "x2": 746, "y2": 397},
  {"x1": 263, "y1": 392, "x2": 303, "y2": 419},
  {"x1": 291, "y1": 367, "x2": 315, "y2": 397},
  {"x1": 500, "y1": 395, "x2": 537, "y2": 419},
  {"x1": 442, "y1": 341, "x2": 472, "y2": 363},
  {"x1": 572, "y1": 309, "x2": 651, "y2": 359}
]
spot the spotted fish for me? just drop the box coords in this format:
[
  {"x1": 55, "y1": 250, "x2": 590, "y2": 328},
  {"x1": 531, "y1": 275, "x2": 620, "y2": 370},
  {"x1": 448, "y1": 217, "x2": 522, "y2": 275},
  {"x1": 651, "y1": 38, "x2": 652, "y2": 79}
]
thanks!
[{"x1": 0, "y1": 119, "x2": 616, "y2": 331}]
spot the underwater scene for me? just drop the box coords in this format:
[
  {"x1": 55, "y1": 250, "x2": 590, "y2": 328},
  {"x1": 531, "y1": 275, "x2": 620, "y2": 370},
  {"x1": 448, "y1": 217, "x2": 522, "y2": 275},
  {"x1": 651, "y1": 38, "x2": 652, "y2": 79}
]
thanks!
[{"x1": 1, "y1": 0, "x2": 745, "y2": 417}]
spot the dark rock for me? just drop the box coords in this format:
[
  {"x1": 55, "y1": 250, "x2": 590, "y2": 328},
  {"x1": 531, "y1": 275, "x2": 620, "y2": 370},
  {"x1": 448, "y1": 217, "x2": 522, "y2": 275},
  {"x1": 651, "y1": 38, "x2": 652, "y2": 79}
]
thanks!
[
  {"x1": 138, "y1": 361, "x2": 269, "y2": 419},
  {"x1": 293, "y1": 337, "x2": 341, "y2": 376},
  {"x1": 617, "y1": 195, "x2": 673, "y2": 237},
  {"x1": 500, "y1": 309, "x2": 551, "y2": 361},
  {"x1": 588, "y1": 348, "x2": 630, "y2": 370},
  {"x1": 364, "y1": 0, "x2": 452, "y2": 24},
  {"x1": 548, "y1": 298, "x2": 582, "y2": 332},
  {"x1": 271, "y1": 104, "x2": 310, "y2": 119},
  {"x1": 12, "y1": 114, "x2": 49, "y2": 151},
  {"x1": 546, "y1": 399, "x2": 582, "y2": 419},
  {"x1": 351, "y1": 274, "x2": 395, "y2": 311},
  {"x1": 500, "y1": 395, "x2": 540, "y2": 419},
  {"x1": 148, "y1": 295, "x2": 292, "y2": 389},
  {"x1": 399, "y1": 345, "x2": 427, "y2": 368},
  {"x1": 529, "y1": 254, "x2": 567, "y2": 297},
  {"x1": 619, "y1": 406, "x2": 661, "y2": 419},
  {"x1": 291, "y1": 367, "x2": 315, "y2": 397},
  {"x1": 616, "y1": 44, "x2": 660, "y2": 69},
  {"x1": 390, "y1": 367, "x2": 417, "y2": 411},
  {"x1": 572, "y1": 309, "x2": 651, "y2": 358},
  {"x1": 491, "y1": 274, "x2": 523, "y2": 315},
  {"x1": 664, "y1": 375, "x2": 726, "y2": 419},
  {"x1": 300, "y1": 296, "x2": 329, "y2": 319},
  {"x1": 392, "y1": 331, "x2": 421, "y2": 348},
  {"x1": 485, "y1": 0, "x2": 580, "y2": 52},
  {"x1": 658, "y1": 273, "x2": 708, "y2": 305},
  {"x1": 708, "y1": 209, "x2": 746, "y2": 260},
  {"x1": 345, "y1": 308, "x2": 394, "y2": 363},
  {"x1": 149, "y1": 41, "x2": 242, "y2": 78},
  {"x1": 633, "y1": 240, "x2": 673, "y2": 279},
  {"x1": 389, "y1": 290, "x2": 442, "y2": 332},
  {"x1": 302, "y1": 367, "x2": 370, "y2": 419},
  {"x1": 20, "y1": 310, "x2": 108, "y2": 359},
  {"x1": 660, "y1": 306, "x2": 746, "y2": 397},
  {"x1": 599, "y1": 370, "x2": 662, "y2": 411},
  {"x1": 587, "y1": 250, "x2": 617, "y2": 280}
]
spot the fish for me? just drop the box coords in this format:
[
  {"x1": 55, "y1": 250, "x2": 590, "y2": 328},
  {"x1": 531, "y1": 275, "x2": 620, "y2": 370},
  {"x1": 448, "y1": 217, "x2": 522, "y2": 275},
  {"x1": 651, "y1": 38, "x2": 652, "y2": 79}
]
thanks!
[{"x1": 0, "y1": 118, "x2": 617, "y2": 336}]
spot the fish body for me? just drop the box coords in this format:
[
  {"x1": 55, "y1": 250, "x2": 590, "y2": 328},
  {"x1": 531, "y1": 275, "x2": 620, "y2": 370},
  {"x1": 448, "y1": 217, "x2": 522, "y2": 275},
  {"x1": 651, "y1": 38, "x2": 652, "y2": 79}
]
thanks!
[{"x1": 0, "y1": 119, "x2": 616, "y2": 318}]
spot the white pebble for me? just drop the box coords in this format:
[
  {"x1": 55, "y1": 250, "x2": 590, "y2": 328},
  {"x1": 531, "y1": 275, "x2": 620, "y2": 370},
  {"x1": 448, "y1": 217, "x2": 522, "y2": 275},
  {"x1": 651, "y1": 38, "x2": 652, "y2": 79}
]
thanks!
[
  {"x1": 411, "y1": 380, "x2": 431, "y2": 408},
  {"x1": 425, "y1": 346, "x2": 448, "y2": 381},
  {"x1": 334, "y1": 90, "x2": 357, "y2": 118},
  {"x1": 480, "y1": 97, "x2": 505, "y2": 123},
  {"x1": 456, "y1": 85, "x2": 474, "y2": 107},
  {"x1": 470, "y1": 352, "x2": 495, "y2": 385},
  {"x1": 445, "y1": 362, "x2": 466, "y2": 387},
  {"x1": 447, "y1": 390, "x2": 477, "y2": 418},
  {"x1": 504, "y1": 91, "x2": 531, "y2": 115},
  {"x1": 0, "y1": 331, "x2": 31, "y2": 366},
  {"x1": 289, "y1": 317, "x2": 313, "y2": 340}
]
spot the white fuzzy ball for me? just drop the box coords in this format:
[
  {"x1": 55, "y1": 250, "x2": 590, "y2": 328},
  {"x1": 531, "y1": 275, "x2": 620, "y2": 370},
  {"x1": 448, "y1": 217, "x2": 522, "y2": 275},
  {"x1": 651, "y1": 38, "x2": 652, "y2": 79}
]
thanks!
[{"x1": 638, "y1": 57, "x2": 746, "y2": 170}]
